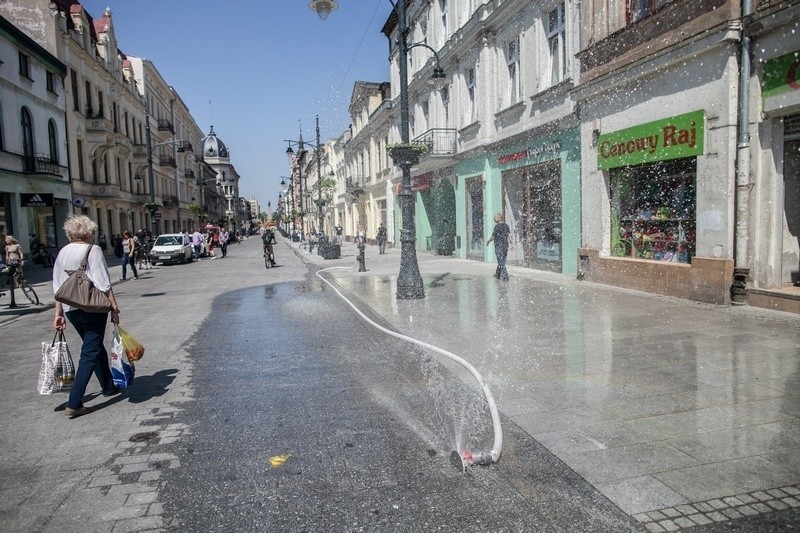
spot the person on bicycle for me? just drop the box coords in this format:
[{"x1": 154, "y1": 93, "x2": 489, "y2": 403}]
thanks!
[{"x1": 262, "y1": 226, "x2": 276, "y2": 265}]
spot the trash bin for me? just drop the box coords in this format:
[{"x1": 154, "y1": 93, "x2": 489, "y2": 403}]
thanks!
[{"x1": 321, "y1": 243, "x2": 341, "y2": 259}]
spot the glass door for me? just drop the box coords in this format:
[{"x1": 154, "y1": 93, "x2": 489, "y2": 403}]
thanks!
[{"x1": 465, "y1": 176, "x2": 484, "y2": 260}]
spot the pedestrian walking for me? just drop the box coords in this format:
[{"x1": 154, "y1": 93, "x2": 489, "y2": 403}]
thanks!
[
  {"x1": 4, "y1": 235, "x2": 24, "y2": 276},
  {"x1": 377, "y1": 223, "x2": 387, "y2": 254},
  {"x1": 97, "y1": 229, "x2": 107, "y2": 253},
  {"x1": 219, "y1": 228, "x2": 230, "y2": 258},
  {"x1": 52, "y1": 214, "x2": 121, "y2": 418},
  {"x1": 335, "y1": 224, "x2": 343, "y2": 244},
  {"x1": 487, "y1": 212, "x2": 510, "y2": 281},
  {"x1": 191, "y1": 228, "x2": 203, "y2": 260},
  {"x1": 120, "y1": 230, "x2": 139, "y2": 281}
]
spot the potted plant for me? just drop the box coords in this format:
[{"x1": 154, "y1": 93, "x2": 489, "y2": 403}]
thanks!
[{"x1": 388, "y1": 142, "x2": 429, "y2": 167}]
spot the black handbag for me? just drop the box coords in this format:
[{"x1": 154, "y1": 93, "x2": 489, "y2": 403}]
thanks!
[{"x1": 54, "y1": 245, "x2": 113, "y2": 313}]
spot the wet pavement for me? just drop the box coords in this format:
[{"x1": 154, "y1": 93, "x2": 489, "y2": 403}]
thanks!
[
  {"x1": 1, "y1": 236, "x2": 799, "y2": 531},
  {"x1": 296, "y1": 237, "x2": 800, "y2": 529}
]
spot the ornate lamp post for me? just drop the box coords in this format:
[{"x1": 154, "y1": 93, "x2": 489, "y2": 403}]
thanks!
[
  {"x1": 139, "y1": 108, "x2": 184, "y2": 237},
  {"x1": 285, "y1": 115, "x2": 325, "y2": 240},
  {"x1": 310, "y1": 0, "x2": 447, "y2": 299}
]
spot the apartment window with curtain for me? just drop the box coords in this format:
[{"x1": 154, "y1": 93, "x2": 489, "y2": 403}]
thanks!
[
  {"x1": 547, "y1": 2, "x2": 566, "y2": 86},
  {"x1": 48, "y1": 119, "x2": 58, "y2": 162},
  {"x1": 507, "y1": 35, "x2": 521, "y2": 106},
  {"x1": 466, "y1": 66, "x2": 477, "y2": 122},
  {"x1": 441, "y1": 86, "x2": 450, "y2": 127}
]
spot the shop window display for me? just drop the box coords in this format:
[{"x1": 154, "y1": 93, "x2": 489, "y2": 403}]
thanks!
[{"x1": 610, "y1": 159, "x2": 695, "y2": 263}]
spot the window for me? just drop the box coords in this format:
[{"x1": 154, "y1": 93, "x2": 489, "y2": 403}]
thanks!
[
  {"x1": 124, "y1": 111, "x2": 130, "y2": 137},
  {"x1": 48, "y1": 119, "x2": 58, "y2": 163},
  {"x1": 112, "y1": 102, "x2": 118, "y2": 131},
  {"x1": 0, "y1": 102, "x2": 4, "y2": 150},
  {"x1": 441, "y1": 86, "x2": 450, "y2": 127},
  {"x1": 85, "y1": 80, "x2": 92, "y2": 115},
  {"x1": 70, "y1": 70, "x2": 79, "y2": 111},
  {"x1": 46, "y1": 71, "x2": 57, "y2": 94},
  {"x1": 547, "y1": 3, "x2": 566, "y2": 85},
  {"x1": 421, "y1": 100, "x2": 429, "y2": 132},
  {"x1": 21, "y1": 107, "x2": 34, "y2": 170},
  {"x1": 626, "y1": 0, "x2": 671, "y2": 24},
  {"x1": 18, "y1": 52, "x2": 31, "y2": 79},
  {"x1": 77, "y1": 139, "x2": 85, "y2": 181},
  {"x1": 466, "y1": 66, "x2": 477, "y2": 122},
  {"x1": 97, "y1": 91, "x2": 104, "y2": 118},
  {"x1": 506, "y1": 36, "x2": 521, "y2": 105},
  {"x1": 439, "y1": 0, "x2": 448, "y2": 42},
  {"x1": 610, "y1": 159, "x2": 696, "y2": 263}
]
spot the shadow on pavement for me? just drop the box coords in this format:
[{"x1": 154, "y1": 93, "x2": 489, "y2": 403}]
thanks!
[{"x1": 125, "y1": 368, "x2": 177, "y2": 404}]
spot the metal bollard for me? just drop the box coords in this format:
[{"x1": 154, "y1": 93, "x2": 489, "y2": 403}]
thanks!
[{"x1": 357, "y1": 241, "x2": 366, "y2": 272}]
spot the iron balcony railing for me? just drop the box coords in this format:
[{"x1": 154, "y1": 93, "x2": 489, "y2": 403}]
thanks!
[
  {"x1": 411, "y1": 128, "x2": 457, "y2": 156},
  {"x1": 23, "y1": 154, "x2": 62, "y2": 176},
  {"x1": 157, "y1": 118, "x2": 175, "y2": 133}
]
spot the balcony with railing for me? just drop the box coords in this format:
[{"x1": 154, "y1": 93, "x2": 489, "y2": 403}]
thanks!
[
  {"x1": 184, "y1": 169, "x2": 195, "y2": 181},
  {"x1": 158, "y1": 154, "x2": 177, "y2": 167},
  {"x1": 345, "y1": 176, "x2": 367, "y2": 197},
  {"x1": 23, "y1": 154, "x2": 64, "y2": 176},
  {"x1": 162, "y1": 195, "x2": 179, "y2": 207},
  {"x1": 157, "y1": 118, "x2": 175, "y2": 133},
  {"x1": 411, "y1": 128, "x2": 457, "y2": 157},
  {"x1": 183, "y1": 141, "x2": 194, "y2": 153}
]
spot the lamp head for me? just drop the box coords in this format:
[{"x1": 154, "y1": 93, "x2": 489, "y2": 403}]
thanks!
[
  {"x1": 309, "y1": 0, "x2": 338, "y2": 20},
  {"x1": 430, "y1": 67, "x2": 449, "y2": 90}
]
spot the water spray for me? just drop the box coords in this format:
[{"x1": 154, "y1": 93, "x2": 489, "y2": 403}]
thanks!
[{"x1": 316, "y1": 266, "x2": 503, "y2": 471}]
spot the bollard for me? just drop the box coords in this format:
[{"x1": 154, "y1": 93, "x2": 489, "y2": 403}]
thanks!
[
  {"x1": 357, "y1": 241, "x2": 366, "y2": 272},
  {"x1": 5, "y1": 264, "x2": 18, "y2": 309}
]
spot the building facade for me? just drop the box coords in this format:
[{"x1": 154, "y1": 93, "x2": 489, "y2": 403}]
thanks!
[{"x1": 0, "y1": 14, "x2": 70, "y2": 252}]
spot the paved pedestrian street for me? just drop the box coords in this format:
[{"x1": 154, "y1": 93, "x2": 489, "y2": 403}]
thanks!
[{"x1": 1, "y1": 236, "x2": 799, "y2": 531}]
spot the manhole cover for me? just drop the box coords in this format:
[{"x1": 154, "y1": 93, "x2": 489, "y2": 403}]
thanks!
[{"x1": 129, "y1": 431, "x2": 158, "y2": 442}]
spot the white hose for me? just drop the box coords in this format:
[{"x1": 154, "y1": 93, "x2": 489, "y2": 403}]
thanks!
[{"x1": 315, "y1": 266, "x2": 502, "y2": 463}]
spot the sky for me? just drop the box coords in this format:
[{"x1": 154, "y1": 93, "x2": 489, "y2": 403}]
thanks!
[{"x1": 78, "y1": 0, "x2": 393, "y2": 213}]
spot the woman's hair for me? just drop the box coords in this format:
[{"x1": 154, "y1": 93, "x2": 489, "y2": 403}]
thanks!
[
  {"x1": 122, "y1": 230, "x2": 132, "y2": 238},
  {"x1": 5, "y1": 235, "x2": 17, "y2": 244},
  {"x1": 63, "y1": 214, "x2": 97, "y2": 243}
]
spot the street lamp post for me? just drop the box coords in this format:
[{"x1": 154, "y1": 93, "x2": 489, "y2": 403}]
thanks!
[
  {"x1": 279, "y1": 176, "x2": 293, "y2": 237},
  {"x1": 285, "y1": 115, "x2": 325, "y2": 240},
  {"x1": 310, "y1": 0, "x2": 446, "y2": 299},
  {"x1": 142, "y1": 109, "x2": 184, "y2": 237}
]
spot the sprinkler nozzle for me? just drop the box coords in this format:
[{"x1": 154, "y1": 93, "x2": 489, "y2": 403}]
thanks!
[{"x1": 450, "y1": 450, "x2": 493, "y2": 472}]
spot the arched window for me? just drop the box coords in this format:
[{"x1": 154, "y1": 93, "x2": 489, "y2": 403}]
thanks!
[
  {"x1": 48, "y1": 119, "x2": 58, "y2": 162},
  {"x1": 21, "y1": 106, "x2": 34, "y2": 171}
]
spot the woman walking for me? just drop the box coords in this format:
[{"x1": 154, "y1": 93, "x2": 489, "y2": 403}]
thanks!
[
  {"x1": 120, "y1": 230, "x2": 139, "y2": 281},
  {"x1": 52, "y1": 215, "x2": 121, "y2": 418}
]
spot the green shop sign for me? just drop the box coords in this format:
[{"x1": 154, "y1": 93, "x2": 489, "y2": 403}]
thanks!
[
  {"x1": 762, "y1": 49, "x2": 800, "y2": 100},
  {"x1": 596, "y1": 110, "x2": 704, "y2": 170}
]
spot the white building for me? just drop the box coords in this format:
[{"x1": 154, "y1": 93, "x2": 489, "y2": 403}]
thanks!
[{"x1": 0, "y1": 14, "x2": 70, "y2": 251}]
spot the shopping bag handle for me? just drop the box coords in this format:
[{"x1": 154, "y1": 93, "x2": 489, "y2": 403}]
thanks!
[{"x1": 50, "y1": 331, "x2": 64, "y2": 348}]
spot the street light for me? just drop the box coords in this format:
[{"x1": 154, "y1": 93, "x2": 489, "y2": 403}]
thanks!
[
  {"x1": 285, "y1": 115, "x2": 325, "y2": 240},
  {"x1": 311, "y1": 0, "x2": 447, "y2": 299},
  {"x1": 138, "y1": 108, "x2": 184, "y2": 237}
]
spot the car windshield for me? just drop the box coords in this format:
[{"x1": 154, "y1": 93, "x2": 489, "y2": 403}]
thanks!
[{"x1": 154, "y1": 236, "x2": 181, "y2": 246}]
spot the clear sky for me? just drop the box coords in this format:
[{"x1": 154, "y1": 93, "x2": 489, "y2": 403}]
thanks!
[{"x1": 78, "y1": 0, "x2": 393, "y2": 213}]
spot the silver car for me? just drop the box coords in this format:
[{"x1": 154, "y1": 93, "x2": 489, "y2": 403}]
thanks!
[{"x1": 149, "y1": 234, "x2": 193, "y2": 265}]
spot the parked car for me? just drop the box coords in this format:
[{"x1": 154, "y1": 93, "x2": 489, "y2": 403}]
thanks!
[{"x1": 149, "y1": 233, "x2": 193, "y2": 265}]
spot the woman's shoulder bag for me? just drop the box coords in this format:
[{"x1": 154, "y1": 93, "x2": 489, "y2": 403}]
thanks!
[{"x1": 54, "y1": 244, "x2": 113, "y2": 313}]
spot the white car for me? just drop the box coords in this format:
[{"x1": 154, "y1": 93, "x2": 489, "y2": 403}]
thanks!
[{"x1": 149, "y1": 234, "x2": 193, "y2": 265}]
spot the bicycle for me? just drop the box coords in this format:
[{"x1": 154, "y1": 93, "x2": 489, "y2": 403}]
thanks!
[
  {"x1": 263, "y1": 244, "x2": 275, "y2": 269},
  {"x1": 0, "y1": 261, "x2": 39, "y2": 305}
]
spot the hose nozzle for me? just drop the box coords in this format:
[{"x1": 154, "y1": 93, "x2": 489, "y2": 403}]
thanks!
[{"x1": 450, "y1": 450, "x2": 493, "y2": 473}]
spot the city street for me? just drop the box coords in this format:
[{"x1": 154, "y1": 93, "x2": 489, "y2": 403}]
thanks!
[{"x1": 0, "y1": 236, "x2": 799, "y2": 531}]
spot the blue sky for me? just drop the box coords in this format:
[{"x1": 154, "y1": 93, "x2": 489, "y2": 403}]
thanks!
[{"x1": 78, "y1": 0, "x2": 392, "y2": 212}]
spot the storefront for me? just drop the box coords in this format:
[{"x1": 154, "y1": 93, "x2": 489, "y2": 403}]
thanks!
[
  {"x1": 0, "y1": 175, "x2": 71, "y2": 255},
  {"x1": 746, "y1": 42, "x2": 800, "y2": 313},
  {"x1": 579, "y1": 109, "x2": 736, "y2": 304},
  {"x1": 455, "y1": 128, "x2": 581, "y2": 276},
  {"x1": 403, "y1": 167, "x2": 456, "y2": 254}
]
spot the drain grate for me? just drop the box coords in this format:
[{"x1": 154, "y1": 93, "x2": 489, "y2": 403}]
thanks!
[{"x1": 129, "y1": 431, "x2": 158, "y2": 442}]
